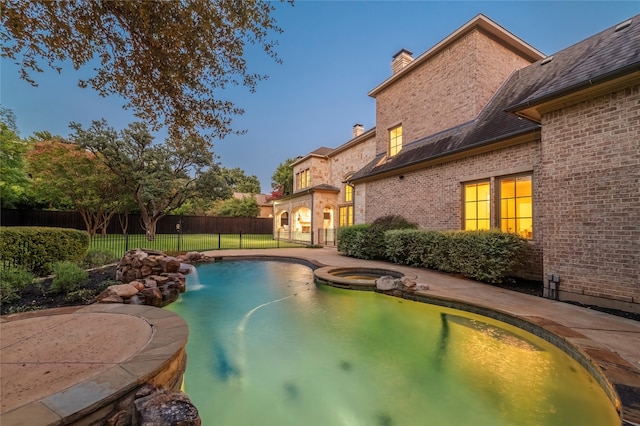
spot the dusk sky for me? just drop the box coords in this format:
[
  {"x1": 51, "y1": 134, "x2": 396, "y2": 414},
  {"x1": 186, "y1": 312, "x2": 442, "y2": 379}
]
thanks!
[{"x1": 1, "y1": 1, "x2": 638, "y2": 192}]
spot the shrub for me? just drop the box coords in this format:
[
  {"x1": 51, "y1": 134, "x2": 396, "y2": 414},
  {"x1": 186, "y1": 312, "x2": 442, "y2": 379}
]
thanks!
[
  {"x1": 0, "y1": 266, "x2": 34, "y2": 303},
  {"x1": 443, "y1": 230, "x2": 527, "y2": 283},
  {"x1": 338, "y1": 216, "x2": 417, "y2": 260},
  {"x1": 384, "y1": 229, "x2": 445, "y2": 267},
  {"x1": 337, "y1": 224, "x2": 370, "y2": 257},
  {"x1": 0, "y1": 227, "x2": 90, "y2": 276},
  {"x1": 82, "y1": 249, "x2": 118, "y2": 269},
  {"x1": 51, "y1": 261, "x2": 89, "y2": 294},
  {"x1": 364, "y1": 215, "x2": 417, "y2": 260}
]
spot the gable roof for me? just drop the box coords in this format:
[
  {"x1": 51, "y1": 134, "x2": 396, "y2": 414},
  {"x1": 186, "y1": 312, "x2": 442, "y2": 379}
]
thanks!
[
  {"x1": 369, "y1": 14, "x2": 545, "y2": 98},
  {"x1": 351, "y1": 14, "x2": 639, "y2": 183},
  {"x1": 291, "y1": 146, "x2": 333, "y2": 167}
]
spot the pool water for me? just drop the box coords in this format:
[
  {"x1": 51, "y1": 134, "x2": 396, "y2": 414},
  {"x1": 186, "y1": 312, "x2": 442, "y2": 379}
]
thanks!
[{"x1": 165, "y1": 261, "x2": 619, "y2": 426}]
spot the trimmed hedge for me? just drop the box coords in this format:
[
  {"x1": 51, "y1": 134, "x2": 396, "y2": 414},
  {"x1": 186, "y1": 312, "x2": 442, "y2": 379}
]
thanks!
[
  {"x1": 337, "y1": 224, "x2": 371, "y2": 258},
  {"x1": 0, "y1": 227, "x2": 90, "y2": 275},
  {"x1": 384, "y1": 229, "x2": 447, "y2": 268},
  {"x1": 337, "y1": 215, "x2": 417, "y2": 260},
  {"x1": 341, "y1": 225, "x2": 527, "y2": 284}
]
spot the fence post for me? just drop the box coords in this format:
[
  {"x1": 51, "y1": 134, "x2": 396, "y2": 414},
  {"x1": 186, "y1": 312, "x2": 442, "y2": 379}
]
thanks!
[
  {"x1": 125, "y1": 233, "x2": 129, "y2": 252},
  {"x1": 176, "y1": 220, "x2": 182, "y2": 252},
  {"x1": 218, "y1": 233, "x2": 221, "y2": 249},
  {"x1": 239, "y1": 232, "x2": 243, "y2": 249},
  {"x1": 277, "y1": 229, "x2": 280, "y2": 248}
]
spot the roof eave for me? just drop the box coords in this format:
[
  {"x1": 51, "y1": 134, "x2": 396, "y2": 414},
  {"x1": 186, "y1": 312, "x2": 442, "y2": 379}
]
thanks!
[
  {"x1": 507, "y1": 65, "x2": 640, "y2": 118},
  {"x1": 350, "y1": 127, "x2": 540, "y2": 184}
]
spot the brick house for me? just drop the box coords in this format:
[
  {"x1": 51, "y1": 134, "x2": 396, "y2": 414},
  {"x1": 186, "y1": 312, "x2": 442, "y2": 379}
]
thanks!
[
  {"x1": 272, "y1": 126, "x2": 376, "y2": 244},
  {"x1": 275, "y1": 14, "x2": 639, "y2": 312}
]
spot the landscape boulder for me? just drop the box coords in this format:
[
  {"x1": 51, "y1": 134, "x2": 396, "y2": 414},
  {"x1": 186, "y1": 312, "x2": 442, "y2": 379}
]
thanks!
[{"x1": 96, "y1": 249, "x2": 205, "y2": 308}]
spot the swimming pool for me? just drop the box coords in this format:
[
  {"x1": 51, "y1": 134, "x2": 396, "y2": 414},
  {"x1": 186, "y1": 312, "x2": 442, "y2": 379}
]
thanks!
[{"x1": 165, "y1": 260, "x2": 619, "y2": 426}]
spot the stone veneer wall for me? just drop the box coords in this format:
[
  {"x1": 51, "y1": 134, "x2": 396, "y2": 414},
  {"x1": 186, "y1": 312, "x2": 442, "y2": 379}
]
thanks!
[
  {"x1": 539, "y1": 84, "x2": 640, "y2": 311},
  {"x1": 363, "y1": 140, "x2": 543, "y2": 280},
  {"x1": 373, "y1": 29, "x2": 533, "y2": 154}
]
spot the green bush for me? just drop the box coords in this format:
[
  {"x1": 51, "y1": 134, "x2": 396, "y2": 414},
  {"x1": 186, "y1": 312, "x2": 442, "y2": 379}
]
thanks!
[
  {"x1": 337, "y1": 224, "x2": 370, "y2": 257},
  {"x1": 51, "y1": 261, "x2": 89, "y2": 294},
  {"x1": 443, "y1": 230, "x2": 527, "y2": 283},
  {"x1": 385, "y1": 228, "x2": 526, "y2": 283},
  {"x1": 0, "y1": 266, "x2": 34, "y2": 303},
  {"x1": 384, "y1": 229, "x2": 445, "y2": 267},
  {"x1": 338, "y1": 216, "x2": 417, "y2": 260},
  {"x1": 0, "y1": 227, "x2": 90, "y2": 276},
  {"x1": 82, "y1": 249, "x2": 118, "y2": 269}
]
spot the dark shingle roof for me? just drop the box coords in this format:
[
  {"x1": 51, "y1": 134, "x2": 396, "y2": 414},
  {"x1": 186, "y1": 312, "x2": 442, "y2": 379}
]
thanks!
[
  {"x1": 506, "y1": 15, "x2": 640, "y2": 112},
  {"x1": 351, "y1": 14, "x2": 639, "y2": 182}
]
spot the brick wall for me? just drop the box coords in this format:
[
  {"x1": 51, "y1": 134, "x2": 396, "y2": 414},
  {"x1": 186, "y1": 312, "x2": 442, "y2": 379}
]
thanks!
[
  {"x1": 361, "y1": 140, "x2": 543, "y2": 280},
  {"x1": 540, "y1": 84, "x2": 640, "y2": 308},
  {"x1": 373, "y1": 29, "x2": 533, "y2": 154}
]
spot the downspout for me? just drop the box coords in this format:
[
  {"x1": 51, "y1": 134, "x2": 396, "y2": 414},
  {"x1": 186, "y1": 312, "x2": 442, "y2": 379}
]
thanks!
[{"x1": 311, "y1": 191, "x2": 315, "y2": 244}]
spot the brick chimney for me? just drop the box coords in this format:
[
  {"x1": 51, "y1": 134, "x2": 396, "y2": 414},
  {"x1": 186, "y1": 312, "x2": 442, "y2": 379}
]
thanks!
[
  {"x1": 352, "y1": 123, "x2": 364, "y2": 138},
  {"x1": 391, "y1": 48, "x2": 413, "y2": 74}
]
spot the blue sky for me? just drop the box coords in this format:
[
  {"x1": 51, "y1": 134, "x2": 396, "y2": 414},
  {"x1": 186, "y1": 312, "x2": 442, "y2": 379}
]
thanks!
[{"x1": 1, "y1": 1, "x2": 638, "y2": 192}]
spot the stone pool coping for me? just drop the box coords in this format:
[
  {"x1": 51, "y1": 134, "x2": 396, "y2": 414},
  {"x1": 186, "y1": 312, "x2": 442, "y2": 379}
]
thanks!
[
  {"x1": 203, "y1": 247, "x2": 640, "y2": 425},
  {"x1": 0, "y1": 304, "x2": 188, "y2": 425}
]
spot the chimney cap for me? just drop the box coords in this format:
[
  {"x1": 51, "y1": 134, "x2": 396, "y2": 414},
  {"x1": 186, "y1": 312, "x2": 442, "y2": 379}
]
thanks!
[{"x1": 392, "y1": 48, "x2": 413, "y2": 59}]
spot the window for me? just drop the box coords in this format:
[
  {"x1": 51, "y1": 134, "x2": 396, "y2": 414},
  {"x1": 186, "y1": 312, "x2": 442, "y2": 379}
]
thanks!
[
  {"x1": 389, "y1": 125, "x2": 402, "y2": 157},
  {"x1": 344, "y1": 184, "x2": 353, "y2": 202},
  {"x1": 295, "y1": 168, "x2": 310, "y2": 190},
  {"x1": 500, "y1": 175, "x2": 533, "y2": 239},
  {"x1": 463, "y1": 181, "x2": 490, "y2": 231},
  {"x1": 339, "y1": 206, "x2": 353, "y2": 227}
]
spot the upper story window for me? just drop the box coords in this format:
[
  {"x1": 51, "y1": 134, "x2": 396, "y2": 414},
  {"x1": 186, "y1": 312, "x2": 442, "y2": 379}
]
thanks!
[
  {"x1": 389, "y1": 125, "x2": 402, "y2": 157},
  {"x1": 295, "y1": 168, "x2": 310, "y2": 190},
  {"x1": 344, "y1": 184, "x2": 353, "y2": 202},
  {"x1": 463, "y1": 181, "x2": 491, "y2": 231},
  {"x1": 500, "y1": 175, "x2": 533, "y2": 239}
]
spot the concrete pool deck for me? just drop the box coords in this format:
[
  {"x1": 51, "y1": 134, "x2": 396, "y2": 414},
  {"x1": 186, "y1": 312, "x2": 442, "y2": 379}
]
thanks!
[{"x1": 1, "y1": 246, "x2": 638, "y2": 425}]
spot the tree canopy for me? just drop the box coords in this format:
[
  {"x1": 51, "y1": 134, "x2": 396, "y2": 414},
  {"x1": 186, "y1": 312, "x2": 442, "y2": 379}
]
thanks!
[
  {"x1": 1, "y1": 0, "x2": 287, "y2": 142},
  {"x1": 72, "y1": 119, "x2": 232, "y2": 240},
  {"x1": 271, "y1": 157, "x2": 296, "y2": 197},
  {"x1": 220, "y1": 166, "x2": 261, "y2": 194},
  {"x1": 215, "y1": 195, "x2": 260, "y2": 217},
  {"x1": 26, "y1": 139, "x2": 126, "y2": 236},
  {"x1": 0, "y1": 123, "x2": 29, "y2": 208}
]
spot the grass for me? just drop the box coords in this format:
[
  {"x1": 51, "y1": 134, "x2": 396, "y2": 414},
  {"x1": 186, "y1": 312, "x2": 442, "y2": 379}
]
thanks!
[{"x1": 89, "y1": 233, "x2": 307, "y2": 258}]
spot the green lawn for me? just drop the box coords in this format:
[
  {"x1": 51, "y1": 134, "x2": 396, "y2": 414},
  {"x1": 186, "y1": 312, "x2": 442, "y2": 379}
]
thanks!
[{"x1": 90, "y1": 233, "x2": 306, "y2": 258}]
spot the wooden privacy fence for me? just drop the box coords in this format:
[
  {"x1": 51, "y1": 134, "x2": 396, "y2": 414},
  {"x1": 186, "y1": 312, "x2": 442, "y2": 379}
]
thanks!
[{"x1": 0, "y1": 210, "x2": 274, "y2": 234}]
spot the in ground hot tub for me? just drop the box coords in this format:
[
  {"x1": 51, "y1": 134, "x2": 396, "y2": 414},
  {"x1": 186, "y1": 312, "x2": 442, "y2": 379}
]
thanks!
[{"x1": 314, "y1": 266, "x2": 409, "y2": 290}]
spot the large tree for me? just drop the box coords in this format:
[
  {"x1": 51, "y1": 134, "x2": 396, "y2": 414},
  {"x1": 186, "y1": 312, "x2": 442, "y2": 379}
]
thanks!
[
  {"x1": 220, "y1": 166, "x2": 261, "y2": 194},
  {"x1": 271, "y1": 157, "x2": 296, "y2": 198},
  {"x1": 72, "y1": 119, "x2": 232, "y2": 240},
  {"x1": 0, "y1": 123, "x2": 30, "y2": 208},
  {"x1": 1, "y1": 0, "x2": 287, "y2": 142},
  {"x1": 25, "y1": 139, "x2": 125, "y2": 236},
  {"x1": 214, "y1": 196, "x2": 260, "y2": 217}
]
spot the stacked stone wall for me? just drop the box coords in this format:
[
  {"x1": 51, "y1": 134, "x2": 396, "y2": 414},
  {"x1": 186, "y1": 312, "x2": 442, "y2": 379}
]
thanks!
[{"x1": 540, "y1": 84, "x2": 640, "y2": 308}]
